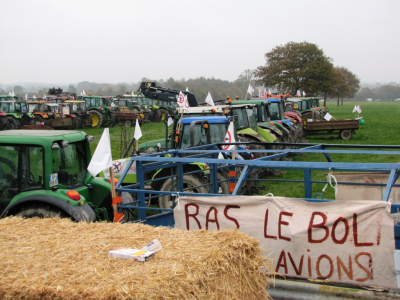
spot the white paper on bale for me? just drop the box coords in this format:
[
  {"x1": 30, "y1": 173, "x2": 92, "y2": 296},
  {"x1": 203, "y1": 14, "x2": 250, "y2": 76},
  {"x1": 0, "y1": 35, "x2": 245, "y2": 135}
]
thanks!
[
  {"x1": 174, "y1": 195, "x2": 397, "y2": 288},
  {"x1": 134, "y1": 118, "x2": 142, "y2": 140},
  {"x1": 87, "y1": 128, "x2": 112, "y2": 177},
  {"x1": 324, "y1": 113, "x2": 333, "y2": 121}
]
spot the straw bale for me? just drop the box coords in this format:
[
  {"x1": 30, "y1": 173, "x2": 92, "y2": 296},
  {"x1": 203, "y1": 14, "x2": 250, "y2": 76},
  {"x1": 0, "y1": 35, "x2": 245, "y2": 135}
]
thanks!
[{"x1": 0, "y1": 217, "x2": 274, "y2": 300}]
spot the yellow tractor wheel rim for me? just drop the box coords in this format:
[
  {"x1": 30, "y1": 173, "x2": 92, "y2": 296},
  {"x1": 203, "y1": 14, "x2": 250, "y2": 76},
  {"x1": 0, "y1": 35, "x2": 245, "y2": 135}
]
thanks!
[{"x1": 91, "y1": 114, "x2": 99, "y2": 126}]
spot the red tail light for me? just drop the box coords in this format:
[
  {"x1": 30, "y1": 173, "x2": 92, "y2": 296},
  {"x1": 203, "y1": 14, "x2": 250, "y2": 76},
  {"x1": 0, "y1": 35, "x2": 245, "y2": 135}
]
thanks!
[
  {"x1": 67, "y1": 190, "x2": 81, "y2": 201},
  {"x1": 277, "y1": 121, "x2": 282, "y2": 124}
]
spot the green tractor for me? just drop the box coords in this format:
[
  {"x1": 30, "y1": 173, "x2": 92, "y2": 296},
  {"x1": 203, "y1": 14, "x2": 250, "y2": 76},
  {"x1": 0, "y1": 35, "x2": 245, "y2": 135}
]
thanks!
[
  {"x1": 78, "y1": 95, "x2": 116, "y2": 128},
  {"x1": 0, "y1": 100, "x2": 34, "y2": 129},
  {"x1": 0, "y1": 130, "x2": 115, "y2": 222},
  {"x1": 48, "y1": 97, "x2": 92, "y2": 129}
]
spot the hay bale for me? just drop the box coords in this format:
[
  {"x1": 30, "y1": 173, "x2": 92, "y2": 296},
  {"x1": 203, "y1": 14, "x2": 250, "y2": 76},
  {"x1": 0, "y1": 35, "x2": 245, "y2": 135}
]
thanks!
[{"x1": 0, "y1": 217, "x2": 274, "y2": 299}]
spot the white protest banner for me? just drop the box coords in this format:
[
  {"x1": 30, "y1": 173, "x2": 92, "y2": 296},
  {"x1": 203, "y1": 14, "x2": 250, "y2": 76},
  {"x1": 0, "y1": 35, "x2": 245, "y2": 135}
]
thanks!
[{"x1": 174, "y1": 195, "x2": 397, "y2": 288}]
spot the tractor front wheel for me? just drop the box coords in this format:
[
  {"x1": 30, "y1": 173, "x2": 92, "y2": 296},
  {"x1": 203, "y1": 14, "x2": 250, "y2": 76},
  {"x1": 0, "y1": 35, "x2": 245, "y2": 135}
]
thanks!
[
  {"x1": 16, "y1": 203, "x2": 68, "y2": 219},
  {"x1": 158, "y1": 175, "x2": 207, "y2": 209}
]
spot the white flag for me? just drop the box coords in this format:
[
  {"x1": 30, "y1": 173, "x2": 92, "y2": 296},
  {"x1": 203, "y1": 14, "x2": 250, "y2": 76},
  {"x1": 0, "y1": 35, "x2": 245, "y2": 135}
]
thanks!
[
  {"x1": 259, "y1": 88, "x2": 264, "y2": 98},
  {"x1": 302, "y1": 91, "x2": 306, "y2": 96},
  {"x1": 268, "y1": 88, "x2": 271, "y2": 95},
  {"x1": 25, "y1": 93, "x2": 27, "y2": 100},
  {"x1": 87, "y1": 128, "x2": 112, "y2": 177},
  {"x1": 324, "y1": 113, "x2": 333, "y2": 121},
  {"x1": 221, "y1": 122, "x2": 236, "y2": 151},
  {"x1": 177, "y1": 91, "x2": 189, "y2": 111},
  {"x1": 296, "y1": 90, "x2": 301, "y2": 97},
  {"x1": 131, "y1": 91, "x2": 134, "y2": 97},
  {"x1": 357, "y1": 105, "x2": 362, "y2": 113},
  {"x1": 134, "y1": 118, "x2": 142, "y2": 140},
  {"x1": 167, "y1": 117, "x2": 174, "y2": 126},
  {"x1": 247, "y1": 84, "x2": 254, "y2": 94},
  {"x1": 352, "y1": 105, "x2": 357, "y2": 113},
  {"x1": 205, "y1": 92, "x2": 215, "y2": 106},
  {"x1": 186, "y1": 87, "x2": 189, "y2": 92},
  {"x1": 33, "y1": 95, "x2": 36, "y2": 99},
  {"x1": 82, "y1": 89, "x2": 86, "y2": 96},
  {"x1": 111, "y1": 101, "x2": 116, "y2": 108},
  {"x1": 43, "y1": 94, "x2": 46, "y2": 99}
]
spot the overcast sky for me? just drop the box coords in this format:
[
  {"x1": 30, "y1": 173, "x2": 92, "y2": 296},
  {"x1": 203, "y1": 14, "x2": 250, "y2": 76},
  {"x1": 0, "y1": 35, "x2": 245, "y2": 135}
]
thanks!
[{"x1": 1, "y1": 0, "x2": 399, "y2": 85}]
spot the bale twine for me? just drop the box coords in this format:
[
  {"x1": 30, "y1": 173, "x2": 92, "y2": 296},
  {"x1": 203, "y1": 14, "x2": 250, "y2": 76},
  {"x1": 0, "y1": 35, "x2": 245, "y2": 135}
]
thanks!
[{"x1": 0, "y1": 217, "x2": 274, "y2": 299}]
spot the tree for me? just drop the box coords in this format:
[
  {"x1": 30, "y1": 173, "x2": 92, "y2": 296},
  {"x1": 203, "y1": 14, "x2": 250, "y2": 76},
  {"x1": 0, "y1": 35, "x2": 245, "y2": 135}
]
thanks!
[
  {"x1": 236, "y1": 69, "x2": 254, "y2": 83},
  {"x1": 254, "y1": 41, "x2": 334, "y2": 99},
  {"x1": 329, "y1": 67, "x2": 349, "y2": 106},
  {"x1": 68, "y1": 84, "x2": 77, "y2": 94},
  {"x1": 13, "y1": 85, "x2": 24, "y2": 95},
  {"x1": 376, "y1": 85, "x2": 400, "y2": 100}
]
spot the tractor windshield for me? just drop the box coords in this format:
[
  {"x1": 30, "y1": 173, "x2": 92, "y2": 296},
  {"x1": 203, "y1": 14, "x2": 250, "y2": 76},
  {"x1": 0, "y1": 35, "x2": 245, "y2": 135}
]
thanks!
[
  {"x1": 0, "y1": 102, "x2": 9, "y2": 112},
  {"x1": 52, "y1": 141, "x2": 87, "y2": 188},
  {"x1": 267, "y1": 102, "x2": 284, "y2": 121},
  {"x1": 180, "y1": 123, "x2": 227, "y2": 149}
]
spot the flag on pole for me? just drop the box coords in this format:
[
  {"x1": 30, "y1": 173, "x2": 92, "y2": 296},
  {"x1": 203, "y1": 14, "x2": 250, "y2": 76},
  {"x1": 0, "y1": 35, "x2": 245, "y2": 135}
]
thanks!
[
  {"x1": 205, "y1": 92, "x2": 215, "y2": 106},
  {"x1": 167, "y1": 117, "x2": 174, "y2": 126},
  {"x1": 268, "y1": 88, "x2": 271, "y2": 95},
  {"x1": 134, "y1": 118, "x2": 142, "y2": 140},
  {"x1": 186, "y1": 87, "x2": 189, "y2": 92},
  {"x1": 82, "y1": 89, "x2": 86, "y2": 96},
  {"x1": 222, "y1": 122, "x2": 236, "y2": 151},
  {"x1": 43, "y1": 94, "x2": 46, "y2": 99},
  {"x1": 247, "y1": 84, "x2": 254, "y2": 95},
  {"x1": 264, "y1": 90, "x2": 269, "y2": 98},
  {"x1": 357, "y1": 105, "x2": 362, "y2": 113},
  {"x1": 324, "y1": 113, "x2": 333, "y2": 121},
  {"x1": 302, "y1": 91, "x2": 306, "y2": 96},
  {"x1": 352, "y1": 105, "x2": 357, "y2": 113},
  {"x1": 33, "y1": 95, "x2": 36, "y2": 99},
  {"x1": 25, "y1": 93, "x2": 27, "y2": 100},
  {"x1": 296, "y1": 90, "x2": 301, "y2": 97},
  {"x1": 131, "y1": 91, "x2": 134, "y2": 97},
  {"x1": 87, "y1": 128, "x2": 113, "y2": 177},
  {"x1": 259, "y1": 88, "x2": 264, "y2": 98},
  {"x1": 177, "y1": 91, "x2": 189, "y2": 111}
]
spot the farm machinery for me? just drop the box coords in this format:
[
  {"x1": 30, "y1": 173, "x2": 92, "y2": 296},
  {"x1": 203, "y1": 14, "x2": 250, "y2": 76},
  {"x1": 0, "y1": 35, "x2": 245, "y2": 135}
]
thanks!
[{"x1": 0, "y1": 130, "x2": 114, "y2": 222}]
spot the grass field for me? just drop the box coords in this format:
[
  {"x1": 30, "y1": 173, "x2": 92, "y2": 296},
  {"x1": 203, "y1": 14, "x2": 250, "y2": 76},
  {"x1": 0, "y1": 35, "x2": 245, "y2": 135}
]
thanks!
[{"x1": 82, "y1": 102, "x2": 400, "y2": 199}]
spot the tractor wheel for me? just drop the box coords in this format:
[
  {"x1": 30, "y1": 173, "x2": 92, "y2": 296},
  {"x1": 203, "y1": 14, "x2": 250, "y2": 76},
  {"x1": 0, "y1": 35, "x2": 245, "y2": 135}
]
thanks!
[
  {"x1": 125, "y1": 120, "x2": 132, "y2": 127},
  {"x1": 70, "y1": 116, "x2": 82, "y2": 129},
  {"x1": 158, "y1": 175, "x2": 207, "y2": 209},
  {"x1": 147, "y1": 110, "x2": 155, "y2": 122},
  {"x1": 83, "y1": 115, "x2": 93, "y2": 128},
  {"x1": 155, "y1": 108, "x2": 168, "y2": 122},
  {"x1": 15, "y1": 203, "x2": 68, "y2": 219},
  {"x1": 4, "y1": 116, "x2": 19, "y2": 130},
  {"x1": 340, "y1": 130, "x2": 352, "y2": 140},
  {"x1": 33, "y1": 115, "x2": 46, "y2": 126},
  {"x1": 89, "y1": 110, "x2": 104, "y2": 128}
]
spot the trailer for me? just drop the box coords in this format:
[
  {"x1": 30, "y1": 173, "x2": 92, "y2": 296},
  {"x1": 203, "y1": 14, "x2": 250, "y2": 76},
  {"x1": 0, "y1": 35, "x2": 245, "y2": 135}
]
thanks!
[
  {"x1": 110, "y1": 142, "x2": 400, "y2": 298},
  {"x1": 303, "y1": 118, "x2": 360, "y2": 140}
]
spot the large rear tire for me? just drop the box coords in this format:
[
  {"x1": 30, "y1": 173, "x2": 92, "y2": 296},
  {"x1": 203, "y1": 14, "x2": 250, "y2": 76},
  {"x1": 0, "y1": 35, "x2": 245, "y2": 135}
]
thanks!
[
  {"x1": 15, "y1": 203, "x2": 68, "y2": 219},
  {"x1": 4, "y1": 116, "x2": 19, "y2": 130},
  {"x1": 89, "y1": 110, "x2": 104, "y2": 128},
  {"x1": 158, "y1": 175, "x2": 207, "y2": 208},
  {"x1": 71, "y1": 116, "x2": 82, "y2": 129}
]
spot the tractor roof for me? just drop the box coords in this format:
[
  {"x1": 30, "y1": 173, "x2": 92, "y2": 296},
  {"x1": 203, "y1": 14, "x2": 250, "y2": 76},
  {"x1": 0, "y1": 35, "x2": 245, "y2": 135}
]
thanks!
[{"x1": 0, "y1": 130, "x2": 88, "y2": 145}]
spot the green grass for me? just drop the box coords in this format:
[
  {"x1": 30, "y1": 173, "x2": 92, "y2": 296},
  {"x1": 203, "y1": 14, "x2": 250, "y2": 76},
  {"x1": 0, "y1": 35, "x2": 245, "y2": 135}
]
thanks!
[
  {"x1": 81, "y1": 102, "x2": 400, "y2": 199},
  {"x1": 260, "y1": 102, "x2": 400, "y2": 199}
]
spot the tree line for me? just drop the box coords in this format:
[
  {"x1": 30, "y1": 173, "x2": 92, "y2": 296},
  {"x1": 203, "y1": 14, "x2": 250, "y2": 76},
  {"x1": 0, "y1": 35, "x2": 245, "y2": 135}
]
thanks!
[{"x1": 1, "y1": 41, "x2": 399, "y2": 103}]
